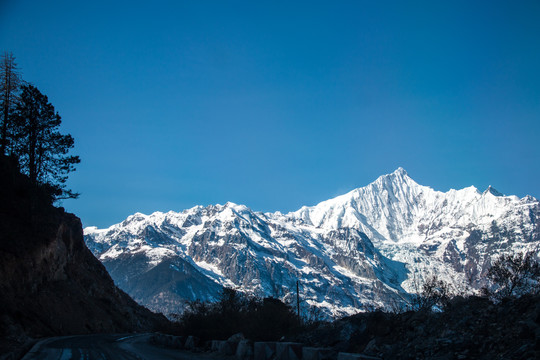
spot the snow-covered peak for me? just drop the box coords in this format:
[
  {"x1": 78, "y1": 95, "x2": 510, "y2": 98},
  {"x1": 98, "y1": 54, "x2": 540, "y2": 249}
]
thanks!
[
  {"x1": 364, "y1": 168, "x2": 427, "y2": 203},
  {"x1": 84, "y1": 225, "x2": 100, "y2": 233},
  {"x1": 372, "y1": 166, "x2": 409, "y2": 180},
  {"x1": 483, "y1": 185, "x2": 504, "y2": 197},
  {"x1": 288, "y1": 168, "x2": 428, "y2": 239},
  {"x1": 221, "y1": 201, "x2": 252, "y2": 215},
  {"x1": 287, "y1": 169, "x2": 538, "y2": 245},
  {"x1": 395, "y1": 166, "x2": 407, "y2": 175}
]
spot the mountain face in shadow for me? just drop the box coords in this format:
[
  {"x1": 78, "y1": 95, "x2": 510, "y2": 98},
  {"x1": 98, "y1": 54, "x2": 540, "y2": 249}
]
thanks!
[{"x1": 0, "y1": 155, "x2": 167, "y2": 352}]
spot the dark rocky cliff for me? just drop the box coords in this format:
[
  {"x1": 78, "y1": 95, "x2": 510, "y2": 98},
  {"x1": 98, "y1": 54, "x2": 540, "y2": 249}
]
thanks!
[{"x1": 0, "y1": 155, "x2": 168, "y2": 353}]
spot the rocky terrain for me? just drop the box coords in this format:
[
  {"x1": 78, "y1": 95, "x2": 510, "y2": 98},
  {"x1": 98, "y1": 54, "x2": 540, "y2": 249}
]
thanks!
[
  {"x1": 0, "y1": 155, "x2": 168, "y2": 355},
  {"x1": 85, "y1": 168, "x2": 540, "y2": 317},
  {"x1": 294, "y1": 294, "x2": 540, "y2": 360}
]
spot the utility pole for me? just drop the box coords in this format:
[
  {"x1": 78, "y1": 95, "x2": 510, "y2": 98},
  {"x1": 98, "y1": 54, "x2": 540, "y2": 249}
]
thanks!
[{"x1": 296, "y1": 280, "x2": 300, "y2": 319}]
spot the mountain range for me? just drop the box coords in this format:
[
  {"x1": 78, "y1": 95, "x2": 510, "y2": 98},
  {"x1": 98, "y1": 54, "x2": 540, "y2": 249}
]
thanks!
[{"x1": 84, "y1": 168, "x2": 540, "y2": 317}]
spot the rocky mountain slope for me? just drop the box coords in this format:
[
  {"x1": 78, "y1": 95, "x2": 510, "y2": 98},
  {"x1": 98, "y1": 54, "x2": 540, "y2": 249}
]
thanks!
[
  {"x1": 84, "y1": 168, "x2": 540, "y2": 317},
  {"x1": 0, "y1": 156, "x2": 167, "y2": 354}
]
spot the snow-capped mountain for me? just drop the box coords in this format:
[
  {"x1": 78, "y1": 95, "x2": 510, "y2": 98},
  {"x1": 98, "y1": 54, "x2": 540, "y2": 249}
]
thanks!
[
  {"x1": 290, "y1": 168, "x2": 539, "y2": 290},
  {"x1": 84, "y1": 168, "x2": 540, "y2": 317}
]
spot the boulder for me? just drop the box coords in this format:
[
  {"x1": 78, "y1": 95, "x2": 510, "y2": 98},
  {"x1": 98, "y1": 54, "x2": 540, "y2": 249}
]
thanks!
[
  {"x1": 211, "y1": 340, "x2": 224, "y2": 352},
  {"x1": 236, "y1": 339, "x2": 254, "y2": 360},
  {"x1": 254, "y1": 342, "x2": 277, "y2": 360},
  {"x1": 184, "y1": 335, "x2": 200, "y2": 350},
  {"x1": 172, "y1": 336, "x2": 186, "y2": 349},
  {"x1": 276, "y1": 342, "x2": 303, "y2": 360},
  {"x1": 219, "y1": 340, "x2": 239, "y2": 356}
]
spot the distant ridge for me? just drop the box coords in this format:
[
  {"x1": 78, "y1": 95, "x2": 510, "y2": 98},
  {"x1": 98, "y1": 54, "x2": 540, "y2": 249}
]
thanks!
[{"x1": 85, "y1": 168, "x2": 540, "y2": 317}]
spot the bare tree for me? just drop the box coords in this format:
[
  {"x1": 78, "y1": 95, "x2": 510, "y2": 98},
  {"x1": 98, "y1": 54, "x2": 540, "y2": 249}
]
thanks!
[
  {"x1": 0, "y1": 51, "x2": 22, "y2": 154},
  {"x1": 408, "y1": 274, "x2": 452, "y2": 311},
  {"x1": 485, "y1": 251, "x2": 540, "y2": 299}
]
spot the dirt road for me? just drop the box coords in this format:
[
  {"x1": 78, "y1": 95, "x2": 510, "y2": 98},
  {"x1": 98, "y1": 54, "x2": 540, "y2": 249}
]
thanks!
[{"x1": 21, "y1": 333, "x2": 228, "y2": 360}]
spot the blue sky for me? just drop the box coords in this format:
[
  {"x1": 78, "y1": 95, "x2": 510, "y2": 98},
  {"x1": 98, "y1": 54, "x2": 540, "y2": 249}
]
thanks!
[{"x1": 1, "y1": 1, "x2": 539, "y2": 228}]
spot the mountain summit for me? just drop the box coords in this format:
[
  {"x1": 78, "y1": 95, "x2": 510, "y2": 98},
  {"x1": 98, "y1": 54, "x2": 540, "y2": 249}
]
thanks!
[
  {"x1": 290, "y1": 168, "x2": 426, "y2": 239},
  {"x1": 484, "y1": 185, "x2": 504, "y2": 197},
  {"x1": 84, "y1": 169, "x2": 540, "y2": 317}
]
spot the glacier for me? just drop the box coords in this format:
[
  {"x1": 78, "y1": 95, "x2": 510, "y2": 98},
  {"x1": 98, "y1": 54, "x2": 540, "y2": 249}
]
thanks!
[{"x1": 84, "y1": 168, "x2": 540, "y2": 318}]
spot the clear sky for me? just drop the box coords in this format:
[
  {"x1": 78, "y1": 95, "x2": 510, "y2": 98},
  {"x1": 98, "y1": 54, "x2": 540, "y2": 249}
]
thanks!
[{"x1": 1, "y1": 1, "x2": 539, "y2": 228}]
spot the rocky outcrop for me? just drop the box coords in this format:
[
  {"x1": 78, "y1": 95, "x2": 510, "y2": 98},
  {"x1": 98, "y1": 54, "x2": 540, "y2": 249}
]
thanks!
[{"x1": 0, "y1": 155, "x2": 167, "y2": 353}]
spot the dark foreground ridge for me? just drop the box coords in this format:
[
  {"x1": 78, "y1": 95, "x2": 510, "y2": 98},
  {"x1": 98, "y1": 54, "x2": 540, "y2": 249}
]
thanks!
[
  {"x1": 0, "y1": 155, "x2": 168, "y2": 355},
  {"x1": 292, "y1": 294, "x2": 540, "y2": 359}
]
